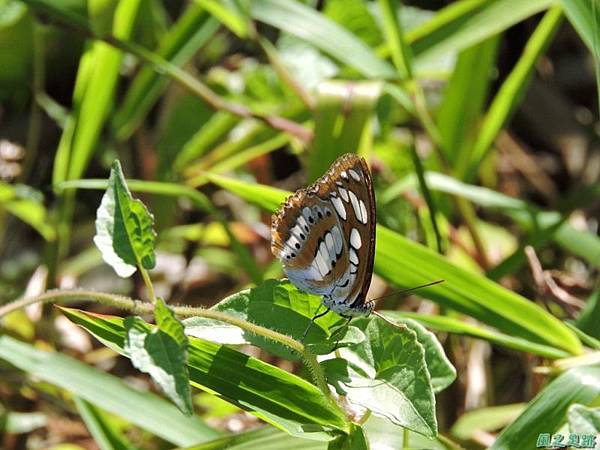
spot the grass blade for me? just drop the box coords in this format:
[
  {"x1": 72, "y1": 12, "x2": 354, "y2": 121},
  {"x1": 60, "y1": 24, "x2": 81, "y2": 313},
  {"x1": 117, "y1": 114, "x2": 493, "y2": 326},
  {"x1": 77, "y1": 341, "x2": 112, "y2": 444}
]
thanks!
[{"x1": 0, "y1": 335, "x2": 218, "y2": 446}]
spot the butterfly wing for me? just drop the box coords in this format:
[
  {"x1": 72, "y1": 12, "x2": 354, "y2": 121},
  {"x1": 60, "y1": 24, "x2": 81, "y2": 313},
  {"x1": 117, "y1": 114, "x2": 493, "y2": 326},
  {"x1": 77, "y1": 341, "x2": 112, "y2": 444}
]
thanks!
[{"x1": 271, "y1": 153, "x2": 376, "y2": 316}]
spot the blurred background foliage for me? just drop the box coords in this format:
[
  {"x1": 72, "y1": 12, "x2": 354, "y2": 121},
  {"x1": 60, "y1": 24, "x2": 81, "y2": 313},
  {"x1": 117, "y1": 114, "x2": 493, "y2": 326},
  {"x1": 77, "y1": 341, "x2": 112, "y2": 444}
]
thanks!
[{"x1": 1, "y1": 0, "x2": 600, "y2": 448}]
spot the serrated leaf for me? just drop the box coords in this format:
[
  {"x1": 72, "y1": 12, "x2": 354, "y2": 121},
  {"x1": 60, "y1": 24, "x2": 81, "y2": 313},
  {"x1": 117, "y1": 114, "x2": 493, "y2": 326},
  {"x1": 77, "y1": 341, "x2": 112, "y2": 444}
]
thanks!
[
  {"x1": 323, "y1": 317, "x2": 437, "y2": 437},
  {"x1": 94, "y1": 160, "x2": 156, "y2": 277},
  {"x1": 389, "y1": 317, "x2": 456, "y2": 393},
  {"x1": 125, "y1": 299, "x2": 192, "y2": 415},
  {"x1": 183, "y1": 279, "x2": 357, "y2": 360}
]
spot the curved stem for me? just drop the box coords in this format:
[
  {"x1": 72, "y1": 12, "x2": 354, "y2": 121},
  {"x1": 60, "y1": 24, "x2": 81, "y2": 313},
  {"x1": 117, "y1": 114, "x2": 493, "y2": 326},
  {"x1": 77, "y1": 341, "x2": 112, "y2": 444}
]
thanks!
[{"x1": 0, "y1": 289, "x2": 332, "y2": 399}]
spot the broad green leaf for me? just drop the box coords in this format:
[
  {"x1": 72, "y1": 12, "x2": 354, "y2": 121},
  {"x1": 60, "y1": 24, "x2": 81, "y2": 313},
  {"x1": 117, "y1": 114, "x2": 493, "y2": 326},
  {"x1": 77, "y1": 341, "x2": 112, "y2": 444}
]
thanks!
[
  {"x1": 249, "y1": 0, "x2": 396, "y2": 79},
  {"x1": 387, "y1": 311, "x2": 569, "y2": 359},
  {"x1": 0, "y1": 0, "x2": 32, "y2": 101},
  {"x1": 0, "y1": 182, "x2": 55, "y2": 241},
  {"x1": 0, "y1": 335, "x2": 217, "y2": 446},
  {"x1": 390, "y1": 317, "x2": 456, "y2": 393},
  {"x1": 125, "y1": 298, "x2": 193, "y2": 415},
  {"x1": 467, "y1": 7, "x2": 563, "y2": 179},
  {"x1": 75, "y1": 397, "x2": 137, "y2": 450},
  {"x1": 324, "y1": 0, "x2": 383, "y2": 48},
  {"x1": 451, "y1": 404, "x2": 526, "y2": 441},
  {"x1": 491, "y1": 365, "x2": 600, "y2": 449},
  {"x1": 206, "y1": 176, "x2": 582, "y2": 356},
  {"x1": 183, "y1": 279, "x2": 362, "y2": 359},
  {"x1": 113, "y1": 5, "x2": 219, "y2": 140},
  {"x1": 568, "y1": 404, "x2": 600, "y2": 449},
  {"x1": 323, "y1": 317, "x2": 436, "y2": 437},
  {"x1": 407, "y1": 0, "x2": 556, "y2": 65},
  {"x1": 308, "y1": 81, "x2": 382, "y2": 183},
  {"x1": 62, "y1": 308, "x2": 350, "y2": 437},
  {"x1": 94, "y1": 161, "x2": 156, "y2": 277}
]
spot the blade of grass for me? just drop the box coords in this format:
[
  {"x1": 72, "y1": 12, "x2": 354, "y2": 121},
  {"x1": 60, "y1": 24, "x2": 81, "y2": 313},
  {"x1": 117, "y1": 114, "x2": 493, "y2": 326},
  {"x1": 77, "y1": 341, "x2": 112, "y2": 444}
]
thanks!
[
  {"x1": 407, "y1": 0, "x2": 556, "y2": 65},
  {"x1": 0, "y1": 336, "x2": 218, "y2": 446},
  {"x1": 377, "y1": 0, "x2": 413, "y2": 79},
  {"x1": 466, "y1": 7, "x2": 563, "y2": 180},
  {"x1": 385, "y1": 311, "x2": 569, "y2": 359},
  {"x1": 249, "y1": 0, "x2": 396, "y2": 79},
  {"x1": 113, "y1": 6, "x2": 220, "y2": 140},
  {"x1": 308, "y1": 81, "x2": 382, "y2": 183},
  {"x1": 75, "y1": 397, "x2": 137, "y2": 450}
]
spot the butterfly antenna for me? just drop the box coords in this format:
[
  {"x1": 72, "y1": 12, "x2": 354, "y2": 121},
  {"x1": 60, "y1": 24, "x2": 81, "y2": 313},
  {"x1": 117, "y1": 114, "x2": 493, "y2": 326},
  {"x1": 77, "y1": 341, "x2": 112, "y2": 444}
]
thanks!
[{"x1": 369, "y1": 279, "x2": 444, "y2": 303}]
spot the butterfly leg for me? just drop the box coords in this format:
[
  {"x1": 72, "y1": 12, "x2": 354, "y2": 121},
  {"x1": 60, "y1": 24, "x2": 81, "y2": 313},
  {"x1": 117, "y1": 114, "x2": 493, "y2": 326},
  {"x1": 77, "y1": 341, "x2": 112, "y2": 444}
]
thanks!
[{"x1": 301, "y1": 306, "x2": 330, "y2": 342}]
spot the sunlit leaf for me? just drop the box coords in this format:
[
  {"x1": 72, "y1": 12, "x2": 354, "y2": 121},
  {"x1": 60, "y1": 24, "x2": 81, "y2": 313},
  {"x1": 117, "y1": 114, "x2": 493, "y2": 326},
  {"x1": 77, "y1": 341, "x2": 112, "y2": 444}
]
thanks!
[{"x1": 94, "y1": 161, "x2": 156, "y2": 277}]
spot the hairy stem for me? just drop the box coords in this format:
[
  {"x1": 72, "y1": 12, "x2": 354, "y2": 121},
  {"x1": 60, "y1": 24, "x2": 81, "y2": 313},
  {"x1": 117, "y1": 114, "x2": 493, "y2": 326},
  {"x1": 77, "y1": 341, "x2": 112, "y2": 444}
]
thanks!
[{"x1": 0, "y1": 289, "x2": 332, "y2": 399}]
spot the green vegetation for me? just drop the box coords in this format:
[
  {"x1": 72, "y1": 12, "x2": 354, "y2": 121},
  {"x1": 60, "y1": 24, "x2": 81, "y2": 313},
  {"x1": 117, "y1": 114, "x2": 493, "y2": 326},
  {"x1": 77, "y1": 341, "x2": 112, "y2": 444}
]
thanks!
[{"x1": 0, "y1": 0, "x2": 599, "y2": 449}]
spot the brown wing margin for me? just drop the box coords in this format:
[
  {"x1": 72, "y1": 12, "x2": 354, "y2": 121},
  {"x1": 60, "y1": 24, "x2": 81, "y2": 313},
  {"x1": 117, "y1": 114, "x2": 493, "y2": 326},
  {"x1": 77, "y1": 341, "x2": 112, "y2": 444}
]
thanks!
[{"x1": 356, "y1": 155, "x2": 376, "y2": 305}]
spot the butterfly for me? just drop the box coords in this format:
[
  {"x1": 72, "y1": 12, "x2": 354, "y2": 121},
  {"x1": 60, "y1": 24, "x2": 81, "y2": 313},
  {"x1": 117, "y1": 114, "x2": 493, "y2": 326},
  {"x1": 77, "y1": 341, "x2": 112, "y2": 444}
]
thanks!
[{"x1": 271, "y1": 153, "x2": 376, "y2": 319}]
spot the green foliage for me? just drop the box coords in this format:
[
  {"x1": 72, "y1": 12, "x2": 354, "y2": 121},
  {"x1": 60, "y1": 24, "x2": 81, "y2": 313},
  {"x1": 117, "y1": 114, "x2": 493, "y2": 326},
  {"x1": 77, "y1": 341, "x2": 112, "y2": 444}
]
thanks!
[
  {"x1": 2, "y1": 0, "x2": 600, "y2": 448},
  {"x1": 94, "y1": 161, "x2": 156, "y2": 277},
  {"x1": 125, "y1": 298, "x2": 193, "y2": 415}
]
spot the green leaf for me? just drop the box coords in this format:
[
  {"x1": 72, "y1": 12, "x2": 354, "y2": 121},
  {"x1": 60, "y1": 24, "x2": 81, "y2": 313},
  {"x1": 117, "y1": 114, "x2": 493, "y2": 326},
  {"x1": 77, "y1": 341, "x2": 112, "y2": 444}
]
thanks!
[
  {"x1": 113, "y1": 5, "x2": 219, "y2": 140},
  {"x1": 62, "y1": 308, "x2": 350, "y2": 437},
  {"x1": 0, "y1": 182, "x2": 55, "y2": 241},
  {"x1": 183, "y1": 280, "x2": 361, "y2": 359},
  {"x1": 466, "y1": 6, "x2": 563, "y2": 179},
  {"x1": 450, "y1": 403, "x2": 526, "y2": 441},
  {"x1": 387, "y1": 311, "x2": 569, "y2": 359},
  {"x1": 390, "y1": 317, "x2": 456, "y2": 393},
  {"x1": 308, "y1": 81, "x2": 382, "y2": 183},
  {"x1": 436, "y1": 37, "x2": 499, "y2": 167},
  {"x1": 560, "y1": 0, "x2": 600, "y2": 54},
  {"x1": 0, "y1": 335, "x2": 217, "y2": 446},
  {"x1": 206, "y1": 176, "x2": 582, "y2": 356},
  {"x1": 568, "y1": 404, "x2": 600, "y2": 445},
  {"x1": 491, "y1": 365, "x2": 600, "y2": 449},
  {"x1": 377, "y1": 0, "x2": 413, "y2": 78},
  {"x1": 75, "y1": 397, "x2": 137, "y2": 450},
  {"x1": 177, "y1": 426, "x2": 328, "y2": 450},
  {"x1": 407, "y1": 0, "x2": 556, "y2": 65},
  {"x1": 195, "y1": 0, "x2": 249, "y2": 38},
  {"x1": 125, "y1": 298, "x2": 193, "y2": 415},
  {"x1": 94, "y1": 160, "x2": 156, "y2": 277},
  {"x1": 576, "y1": 289, "x2": 600, "y2": 340},
  {"x1": 327, "y1": 424, "x2": 368, "y2": 450},
  {"x1": 324, "y1": 317, "x2": 437, "y2": 437},
  {"x1": 51, "y1": 0, "x2": 143, "y2": 184},
  {"x1": 249, "y1": 0, "x2": 396, "y2": 79}
]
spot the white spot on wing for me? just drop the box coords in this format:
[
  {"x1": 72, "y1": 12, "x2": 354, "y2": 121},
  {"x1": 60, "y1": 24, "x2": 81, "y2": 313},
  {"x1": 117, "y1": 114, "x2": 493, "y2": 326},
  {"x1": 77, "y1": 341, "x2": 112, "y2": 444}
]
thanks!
[
  {"x1": 349, "y1": 169, "x2": 361, "y2": 182},
  {"x1": 350, "y1": 228, "x2": 362, "y2": 249},
  {"x1": 339, "y1": 187, "x2": 349, "y2": 202},
  {"x1": 332, "y1": 226, "x2": 343, "y2": 254},
  {"x1": 314, "y1": 252, "x2": 328, "y2": 277},
  {"x1": 325, "y1": 232, "x2": 335, "y2": 255},
  {"x1": 330, "y1": 195, "x2": 347, "y2": 220},
  {"x1": 349, "y1": 248, "x2": 359, "y2": 265},
  {"x1": 359, "y1": 200, "x2": 368, "y2": 224},
  {"x1": 341, "y1": 171, "x2": 349, "y2": 180},
  {"x1": 348, "y1": 190, "x2": 363, "y2": 223}
]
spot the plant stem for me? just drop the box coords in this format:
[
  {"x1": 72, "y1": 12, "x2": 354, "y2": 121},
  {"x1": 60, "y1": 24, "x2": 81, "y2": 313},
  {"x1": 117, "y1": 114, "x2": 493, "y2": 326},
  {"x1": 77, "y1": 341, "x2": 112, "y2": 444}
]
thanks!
[
  {"x1": 139, "y1": 268, "x2": 156, "y2": 304},
  {"x1": 0, "y1": 289, "x2": 332, "y2": 399},
  {"x1": 403, "y1": 427, "x2": 409, "y2": 448}
]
